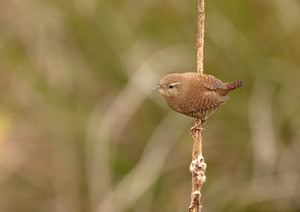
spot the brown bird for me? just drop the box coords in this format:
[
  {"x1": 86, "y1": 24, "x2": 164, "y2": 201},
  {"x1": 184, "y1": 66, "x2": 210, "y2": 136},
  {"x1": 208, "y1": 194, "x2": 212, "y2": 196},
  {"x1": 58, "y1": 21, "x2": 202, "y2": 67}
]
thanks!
[{"x1": 153, "y1": 72, "x2": 243, "y2": 132}]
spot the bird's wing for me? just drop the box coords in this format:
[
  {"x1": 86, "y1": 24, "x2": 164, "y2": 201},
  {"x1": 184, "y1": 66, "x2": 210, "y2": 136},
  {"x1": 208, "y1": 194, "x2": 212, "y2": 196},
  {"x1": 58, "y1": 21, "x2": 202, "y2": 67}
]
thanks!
[
  {"x1": 200, "y1": 74, "x2": 227, "y2": 90},
  {"x1": 194, "y1": 91, "x2": 229, "y2": 110},
  {"x1": 181, "y1": 91, "x2": 228, "y2": 119}
]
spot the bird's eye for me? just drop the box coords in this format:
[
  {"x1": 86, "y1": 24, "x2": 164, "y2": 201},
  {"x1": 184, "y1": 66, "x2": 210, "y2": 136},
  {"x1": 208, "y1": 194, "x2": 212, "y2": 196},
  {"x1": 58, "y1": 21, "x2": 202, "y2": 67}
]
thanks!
[{"x1": 168, "y1": 85, "x2": 174, "y2": 89}]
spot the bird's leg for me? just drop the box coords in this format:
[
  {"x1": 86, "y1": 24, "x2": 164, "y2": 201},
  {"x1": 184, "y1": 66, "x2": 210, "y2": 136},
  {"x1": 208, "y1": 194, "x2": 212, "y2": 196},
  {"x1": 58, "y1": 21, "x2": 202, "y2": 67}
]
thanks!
[
  {"x1": 191, "y1": 120, "x2": 203, "y2": 132},
  {"x1": 190, "y1": 119, "x2": 206, "y2": 135}
]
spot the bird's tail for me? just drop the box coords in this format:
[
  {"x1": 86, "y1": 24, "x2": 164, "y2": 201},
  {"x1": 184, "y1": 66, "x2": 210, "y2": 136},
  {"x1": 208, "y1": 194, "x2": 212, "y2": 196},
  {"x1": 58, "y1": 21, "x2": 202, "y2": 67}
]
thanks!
[{"x1": 225, "y1": 80, "x2": 244, "y2": 90}]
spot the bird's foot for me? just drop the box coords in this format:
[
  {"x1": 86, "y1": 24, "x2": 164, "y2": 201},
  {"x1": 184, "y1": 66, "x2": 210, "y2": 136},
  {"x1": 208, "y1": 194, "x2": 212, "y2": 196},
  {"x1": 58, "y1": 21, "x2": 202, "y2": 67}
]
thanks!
[{"x1": 190, "y1": 120, "x2": 205, "y2": 137}]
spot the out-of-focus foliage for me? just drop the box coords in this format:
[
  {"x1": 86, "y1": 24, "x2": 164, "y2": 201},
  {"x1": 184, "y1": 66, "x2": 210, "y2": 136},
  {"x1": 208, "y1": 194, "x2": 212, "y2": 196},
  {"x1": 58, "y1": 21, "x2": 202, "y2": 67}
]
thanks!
[{"x1": 0, "y1": 0, "x2": 299, "y2": 211}]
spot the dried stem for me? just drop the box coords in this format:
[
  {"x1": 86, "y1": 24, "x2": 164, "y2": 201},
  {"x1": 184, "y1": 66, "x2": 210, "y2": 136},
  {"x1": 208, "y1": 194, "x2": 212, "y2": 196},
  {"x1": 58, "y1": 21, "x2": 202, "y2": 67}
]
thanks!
[
  {"x1": 197, "y1": 0, "x2": 205, "y2": 75},
  {"x1": 189, "y1": 0, "x2": 206, "y2": 211}
]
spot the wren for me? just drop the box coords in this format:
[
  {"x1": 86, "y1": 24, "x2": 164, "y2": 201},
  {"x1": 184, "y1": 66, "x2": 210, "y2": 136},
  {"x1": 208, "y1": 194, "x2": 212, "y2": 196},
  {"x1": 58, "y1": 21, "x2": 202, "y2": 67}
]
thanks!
[{"x1": 153, "y1": 72, "x2": 243, "y2": 132}]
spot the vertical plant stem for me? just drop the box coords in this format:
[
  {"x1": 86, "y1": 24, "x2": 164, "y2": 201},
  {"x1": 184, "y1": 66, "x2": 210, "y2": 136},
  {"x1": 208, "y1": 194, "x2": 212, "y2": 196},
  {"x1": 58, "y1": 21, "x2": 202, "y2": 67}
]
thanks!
[
  {"x1": 189, "y1": 0, "x2": 206, "y2": 211},
  {"x1": 197, "y1": 0, "x2": 205, "y2": 75}
]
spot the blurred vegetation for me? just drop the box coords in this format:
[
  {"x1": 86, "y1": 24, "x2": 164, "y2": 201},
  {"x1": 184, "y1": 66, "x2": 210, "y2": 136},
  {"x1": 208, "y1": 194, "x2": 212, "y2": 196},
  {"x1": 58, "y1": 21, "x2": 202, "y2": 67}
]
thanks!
[{"x1": 0, "y1": 0, "x2": 299, "y2": 211}]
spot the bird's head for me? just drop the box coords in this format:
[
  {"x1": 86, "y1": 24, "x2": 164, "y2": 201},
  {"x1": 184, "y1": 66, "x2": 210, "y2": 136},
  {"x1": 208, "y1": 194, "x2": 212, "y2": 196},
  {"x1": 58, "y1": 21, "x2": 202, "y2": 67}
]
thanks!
[{"x1": 153, "y1": 73, "x2": 184, "y2": 98}]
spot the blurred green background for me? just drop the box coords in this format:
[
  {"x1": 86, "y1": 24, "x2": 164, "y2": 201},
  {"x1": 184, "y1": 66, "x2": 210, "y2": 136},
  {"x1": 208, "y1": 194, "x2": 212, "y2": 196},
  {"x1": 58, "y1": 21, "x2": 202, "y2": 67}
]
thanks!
[{"x1": 0, "y1": 0, "x2": 299, "y2": 211}]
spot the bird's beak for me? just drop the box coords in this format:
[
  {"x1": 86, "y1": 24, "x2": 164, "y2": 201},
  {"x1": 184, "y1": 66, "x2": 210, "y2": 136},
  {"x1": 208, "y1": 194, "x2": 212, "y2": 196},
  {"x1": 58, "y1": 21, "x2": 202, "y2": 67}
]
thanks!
[{"x1": 153, "y1": 85, "x2": 162, "y2": 90}]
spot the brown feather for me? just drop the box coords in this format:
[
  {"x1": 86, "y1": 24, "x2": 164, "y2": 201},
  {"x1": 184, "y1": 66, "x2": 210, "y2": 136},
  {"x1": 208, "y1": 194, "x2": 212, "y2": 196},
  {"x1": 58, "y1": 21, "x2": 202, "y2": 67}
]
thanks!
[{"x1": 156, "y1": 72, "x2": 243, "y2": 122}]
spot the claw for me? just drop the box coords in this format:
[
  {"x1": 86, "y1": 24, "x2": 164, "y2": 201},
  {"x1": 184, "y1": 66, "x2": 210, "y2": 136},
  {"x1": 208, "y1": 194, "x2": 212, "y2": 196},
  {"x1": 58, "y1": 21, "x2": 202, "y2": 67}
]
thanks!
[{"x1": 190, "y1": 119, "x2": 205, "y2": 136}]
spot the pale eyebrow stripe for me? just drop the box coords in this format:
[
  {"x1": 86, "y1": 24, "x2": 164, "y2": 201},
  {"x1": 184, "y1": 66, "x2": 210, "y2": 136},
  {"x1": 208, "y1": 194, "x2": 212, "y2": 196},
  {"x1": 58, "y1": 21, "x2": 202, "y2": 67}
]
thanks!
[{"x1": 170, "y1": 82, "x2": 182, "y2": 86}]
